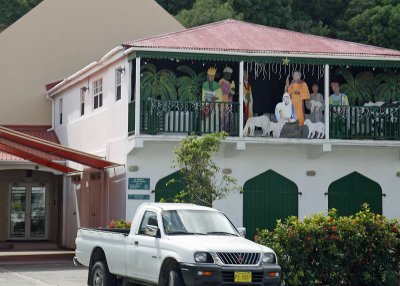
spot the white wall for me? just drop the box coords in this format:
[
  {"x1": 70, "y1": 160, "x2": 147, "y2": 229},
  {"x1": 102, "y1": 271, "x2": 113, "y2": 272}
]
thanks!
[
  {"x1": 53, "y1": 57, "x2": 130, "y2": 225},
  {"x1": 126, "y1": 141, "x2": 400, "y2": 227},
  {"x1": 54, "y1": 58, "x2": 128, "y2": 159}
]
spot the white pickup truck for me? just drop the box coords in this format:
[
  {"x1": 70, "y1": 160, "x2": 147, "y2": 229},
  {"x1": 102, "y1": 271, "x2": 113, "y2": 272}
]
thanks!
[{"x1": 74, "y1": 203, "x2": 281, "y2": 286}]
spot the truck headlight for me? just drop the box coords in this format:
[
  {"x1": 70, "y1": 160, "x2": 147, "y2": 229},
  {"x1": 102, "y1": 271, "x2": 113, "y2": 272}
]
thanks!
[
  {"x1": 262, "y1": 253, "x2": 276, "y2": 264},
  {"x1": 194, "y1": 252, "x2": 213, "y2": 263}
]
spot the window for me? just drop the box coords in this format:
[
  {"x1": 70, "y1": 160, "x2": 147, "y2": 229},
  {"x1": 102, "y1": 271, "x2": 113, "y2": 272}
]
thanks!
[
  {"x1": 138, "y1": 211, "x2": 158, "y2": 235},
  {"x1": 93, "y1": 79, "x2": 103, "y2": 109},
  {"x1": 59, "y1": 98, "x2": 63, "y2": 125},
  {"x1": 115, "y1": 68, "x2": 122, "y2": 101},
  {"x1": 80, "y1": 87, "x2": 86, "y2": 116}
]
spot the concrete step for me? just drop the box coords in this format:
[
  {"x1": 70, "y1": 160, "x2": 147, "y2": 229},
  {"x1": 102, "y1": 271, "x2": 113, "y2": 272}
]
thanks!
[
  {"x1": 0, "y1": 250, "x2": 75, "y2": 265},
  {"x1": 2, "y1": 241, "x2": 59, "y2": 251}
]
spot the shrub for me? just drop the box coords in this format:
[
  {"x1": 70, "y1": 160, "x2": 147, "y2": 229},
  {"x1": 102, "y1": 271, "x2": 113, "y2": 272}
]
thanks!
[
  {"x1": 108, "y1": 219, "x2": 131, "y2": 229},
  {"x1": 255, "y1": 204, "x2": 400, "y2": 286}
]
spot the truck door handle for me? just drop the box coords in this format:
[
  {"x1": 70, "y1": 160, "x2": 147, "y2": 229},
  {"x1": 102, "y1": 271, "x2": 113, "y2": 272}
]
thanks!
[{"x1": 134, "y1": 241, "x2": 139, "y2": 245}]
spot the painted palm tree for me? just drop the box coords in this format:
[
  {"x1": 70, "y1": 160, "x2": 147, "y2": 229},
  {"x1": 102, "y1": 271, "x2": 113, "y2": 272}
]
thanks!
[
  {"x1": 335, "y1": 68, "x2": 375, "y2": 105},
  {"x1": 140, "y1": 63, "x2": 177, "y2": 100},
  {"x1": 176, "y1": 65, "x2": 206, "y2": 101},
  {"x1": 375, "y1": 72, "x2": 400, "y2": 102}
]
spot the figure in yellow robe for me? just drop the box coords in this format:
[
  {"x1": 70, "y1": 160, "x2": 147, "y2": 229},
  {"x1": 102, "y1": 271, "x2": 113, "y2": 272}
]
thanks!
[{"x1": 285, "y1": 71, "x2": 310, "y2": 126}]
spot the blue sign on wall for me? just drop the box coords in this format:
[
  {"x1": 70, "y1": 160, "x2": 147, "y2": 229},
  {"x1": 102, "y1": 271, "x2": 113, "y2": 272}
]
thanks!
[
  {"x1": 128, "y1": 178, "x2": 150, "y2": 190},
  {"x1": 128, "y1": 194, "x2": 150, "y2": 200}
]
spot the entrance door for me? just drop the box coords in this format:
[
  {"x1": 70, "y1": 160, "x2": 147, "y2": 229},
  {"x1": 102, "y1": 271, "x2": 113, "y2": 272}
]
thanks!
[
  {"x1": 155, "y1": 171, "x2": 185, "y2": 202},
  {"x1": 243, "y1": 170, "x2": 298, "y2": 240},
  {"x1": 9, "y1": 186, "x2": 48, "y2": 240},
  {"x1": 328, "y1": 172, "x2": 382, "y2": 216}
]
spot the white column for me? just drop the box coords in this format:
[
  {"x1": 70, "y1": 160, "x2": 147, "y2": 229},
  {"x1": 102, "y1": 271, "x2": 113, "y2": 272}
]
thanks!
[
  {"x1": 73, "y1": 181, "x2": 81, "y2": 229},
  {"x1": 239, "y1": 61, "x2": 244, "y2": 138},
  {"x1": 135, "y1": 57, "x2": 141, "y2": 135},
  {"x1": 324, "y1": 64, "x2": 330, "y2": 139}
]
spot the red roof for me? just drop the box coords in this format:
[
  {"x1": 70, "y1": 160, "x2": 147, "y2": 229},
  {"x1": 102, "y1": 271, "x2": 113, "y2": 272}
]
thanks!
[
  {"x1": 45, "y1": 80, "x2": 63, "y2": 91},
  {"x1": 124, "y1": 19, "x2": 400, "y2": 58},
  {"x1": 0, "y1": 125, "x2": 60, "y2": 161},
  {"x1": 0, "y1": 126, "x2": 119, "y2": 173}
]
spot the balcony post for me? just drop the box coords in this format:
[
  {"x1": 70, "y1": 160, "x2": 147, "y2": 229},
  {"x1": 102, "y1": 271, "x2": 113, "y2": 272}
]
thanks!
[
  {"x1": 324, "y1": 64, "x2": 330, "y2": 139},
  {"x1": 239, "y1": 61, "x2": 244, "y2": 138},
  {"x1": 135, "y1": 57, "x2": 141, "y2": 136}
]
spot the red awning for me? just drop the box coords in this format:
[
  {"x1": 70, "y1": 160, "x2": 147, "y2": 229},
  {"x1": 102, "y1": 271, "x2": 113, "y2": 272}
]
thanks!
[
  {"x1": 0, "y1": 142, "x2": 78, "y2": 173},
  {"x1": 0, "y1": 126, "x2": 119, "y2": 172}
]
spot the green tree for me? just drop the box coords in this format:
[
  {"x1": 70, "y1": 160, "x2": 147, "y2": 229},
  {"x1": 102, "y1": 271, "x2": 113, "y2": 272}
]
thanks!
[
  {"x1": 288, "y1": 0, "x2": 351, "y2": 37},
  {"x1": 155, "y1": 0, "x2": 194, "y2": 15},
  {"x1": 176, "y1": 0, "x2": 243, "y2": 28},
  {"x1": 232, "y1": 0, "x2": 293, "y2": 29},
  {"x1": 171, "y1": 132, "x2": 241, "y2": 207},
  {"x1": 0, "y1": 0, "x2": 42, "y2": 25},
  {"x1": 338, "y1": 1, "x2": 400, "y2": 49}
]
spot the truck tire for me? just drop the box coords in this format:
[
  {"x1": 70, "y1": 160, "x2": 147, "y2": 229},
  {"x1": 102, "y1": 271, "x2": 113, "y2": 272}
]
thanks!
[
  {"x1": 168, "y1": 270, "x2": 184, "y2": 286},
  {"x1": 90, "y1": 260, "x2": 117, "y2": 286}
]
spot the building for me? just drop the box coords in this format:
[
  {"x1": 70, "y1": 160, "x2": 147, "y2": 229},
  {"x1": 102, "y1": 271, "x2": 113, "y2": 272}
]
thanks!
[
  {"x1": 47, "y1": 20, "x2": 400, "y2": 240},
  {"x1": 0, "y1": 0, "x2": 184, "y2": 248},
  {"x1": 0, "y1": 0, "x2": 184, "y2": 125}
]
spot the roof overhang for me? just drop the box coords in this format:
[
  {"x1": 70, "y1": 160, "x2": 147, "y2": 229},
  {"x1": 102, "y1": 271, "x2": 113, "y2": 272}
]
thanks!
[
  {"x1": 0, "y1": 142, "x2": 77, "y2": 174},
  {"x1": 0, "y1": 126, "x2": 120, "y2": 174},
  {"x1": 126, "y1": 48, "x2": 400, "y2": 68}
]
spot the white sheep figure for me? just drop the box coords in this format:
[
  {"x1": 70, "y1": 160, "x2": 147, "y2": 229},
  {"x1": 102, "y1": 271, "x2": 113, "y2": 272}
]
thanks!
[{"x1": 304, "y1": 119, "x2": 325, "y2": 138}]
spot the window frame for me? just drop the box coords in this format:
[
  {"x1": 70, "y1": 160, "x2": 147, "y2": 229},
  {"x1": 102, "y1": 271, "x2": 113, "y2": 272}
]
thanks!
[
  {"x1": 59, "y1": 98, "x2": 63, "y2": 125},
  {"x1": 115, "y1": 68, "x2": 122, "y2": 101},
  {"x1": 80, "y1": 87, "x2": 86, "y2": 116},
  {"x1": 93, "y1": 78, "x2": 103, "y2": 110},
  {"x1": 138, "y1": 210, "x2": 158, "y2": 235}
]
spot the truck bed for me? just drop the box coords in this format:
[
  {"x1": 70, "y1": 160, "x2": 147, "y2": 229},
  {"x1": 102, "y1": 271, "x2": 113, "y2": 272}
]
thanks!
[{"x1": 75, "y1": 227, "x2": 130, "y2": 276}]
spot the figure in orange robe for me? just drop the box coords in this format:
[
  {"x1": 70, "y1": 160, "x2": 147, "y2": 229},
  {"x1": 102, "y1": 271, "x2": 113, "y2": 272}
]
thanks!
[{"x1": 285, "y1": 71, "x2": 310, "y2": 126}]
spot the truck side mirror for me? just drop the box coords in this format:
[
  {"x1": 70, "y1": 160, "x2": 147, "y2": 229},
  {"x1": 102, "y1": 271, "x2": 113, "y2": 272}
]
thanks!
[
  {"x1": 145, "y1": 225, "x2": 160, "y2": 238},
  {"x1": 237, "y1": 227, "x2": 246, "y2": 237}
]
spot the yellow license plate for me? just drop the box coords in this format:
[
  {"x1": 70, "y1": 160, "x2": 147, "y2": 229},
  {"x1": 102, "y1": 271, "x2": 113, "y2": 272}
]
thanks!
[{"x1": 234, "y1": 272, "x2": 252, "y2": 283}]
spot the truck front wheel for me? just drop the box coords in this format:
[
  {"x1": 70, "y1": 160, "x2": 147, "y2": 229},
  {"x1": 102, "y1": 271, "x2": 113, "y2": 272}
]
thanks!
[
  {"x1": 91, "y1": 260, "x2": 117, "y2": 286},
  {"x1": 168, "y1": 270, "x2": 184, "y2": 286}
]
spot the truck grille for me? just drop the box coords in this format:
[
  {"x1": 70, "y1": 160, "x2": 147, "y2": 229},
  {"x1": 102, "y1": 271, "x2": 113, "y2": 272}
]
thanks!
[
  {"x1": 216, "y1": 252, "x2": 260, "y2": 265},
  {"x1": 222, "y1": 271, "x2": 263, "y2": 283}
]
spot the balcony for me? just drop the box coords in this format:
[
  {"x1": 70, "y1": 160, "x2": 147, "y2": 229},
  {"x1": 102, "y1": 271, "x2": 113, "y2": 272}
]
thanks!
[
  {"x1": 129, "y1": 99, "x2": 240, "y2": 136},
  {"x1": 129, "y1": 100, "x2": 400, "y2": 141},
  {"x1": 330, "y1": 105, "x2": 400, "y2": 140}
]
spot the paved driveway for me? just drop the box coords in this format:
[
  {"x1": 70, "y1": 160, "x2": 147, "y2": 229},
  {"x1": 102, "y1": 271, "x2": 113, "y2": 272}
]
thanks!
[{"x1": 0, "y1": 261, "x2": 87, "y2": 286}]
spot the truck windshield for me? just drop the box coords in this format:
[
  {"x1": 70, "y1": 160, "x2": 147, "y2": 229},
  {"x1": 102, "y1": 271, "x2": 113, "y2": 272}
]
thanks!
[{"x1": 161, "y1": 210, "x2": 239, "y2": 236}]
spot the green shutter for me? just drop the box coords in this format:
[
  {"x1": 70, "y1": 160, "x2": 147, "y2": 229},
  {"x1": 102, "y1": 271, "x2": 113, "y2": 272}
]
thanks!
[
  {"x1": 328, "y1": 172, "x2": 382, "y2": 216},
  {"x1": 243, "y1": 170, "x2": 298, "y2": 240},
  {"x1": 155, "y1": 171, "x2": 185, "y2": 202}
]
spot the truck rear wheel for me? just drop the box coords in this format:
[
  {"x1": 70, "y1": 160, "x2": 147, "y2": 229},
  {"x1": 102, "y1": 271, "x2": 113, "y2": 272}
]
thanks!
[
  {"x1": 91, "y1": 260, "x2": 117, "y2": 286},
  {"x1": 168, "y1": 270, "x2": 184, "y2": 286}
]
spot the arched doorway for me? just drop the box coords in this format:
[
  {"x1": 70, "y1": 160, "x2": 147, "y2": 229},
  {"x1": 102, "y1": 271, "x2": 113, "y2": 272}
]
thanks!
[
  {"x1": 243, "y1": 170, "x2": 298, "y2": 240},
  {"x1": 328, "y1": 172, "x2": 382, "y2": 216},
  {"x1": 155, "y1": 171, "x2": 185, "y2": 202}
]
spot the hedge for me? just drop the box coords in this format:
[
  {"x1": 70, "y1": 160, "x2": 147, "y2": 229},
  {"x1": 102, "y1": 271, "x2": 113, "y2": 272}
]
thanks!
[{"x1": 255, "y1": 204, "x2": 400, "y2": 286}]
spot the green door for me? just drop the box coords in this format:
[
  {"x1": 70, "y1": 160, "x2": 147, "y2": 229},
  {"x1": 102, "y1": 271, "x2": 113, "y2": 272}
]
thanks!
[
  {"x1": 243, "y1": 170, "x2": 298, "y2": 240},
  {"x1": 328, "y1": 172, "x2": 382, "y2": 216},
  {"x1": 155, "y1": 171, "x2": 185, "y2": 202}
]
